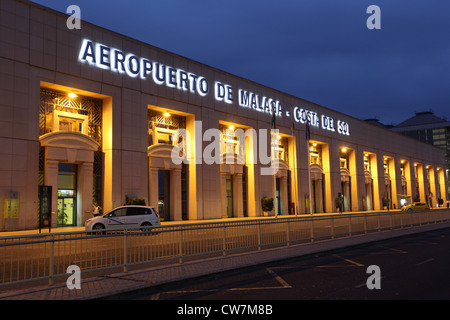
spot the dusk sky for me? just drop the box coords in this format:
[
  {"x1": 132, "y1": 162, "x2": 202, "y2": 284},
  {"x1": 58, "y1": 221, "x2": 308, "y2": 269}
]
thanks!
[{"x1": 32, "y1": 0, "x2": 450, "y2": 125}]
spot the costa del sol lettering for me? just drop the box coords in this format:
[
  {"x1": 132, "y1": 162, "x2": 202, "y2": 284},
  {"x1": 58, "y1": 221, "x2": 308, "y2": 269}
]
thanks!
[{"x1": 78, "y1": 39, "x2": 350, "y2": 136}]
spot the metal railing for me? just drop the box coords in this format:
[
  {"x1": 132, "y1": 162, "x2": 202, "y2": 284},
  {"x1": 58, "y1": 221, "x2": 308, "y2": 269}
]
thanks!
[{"x1": 1, "y1": 209, "x2": 450, "y2": 287}]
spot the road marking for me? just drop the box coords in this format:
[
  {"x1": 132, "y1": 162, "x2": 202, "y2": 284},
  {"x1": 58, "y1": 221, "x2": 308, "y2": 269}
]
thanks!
[
  {"x1": 267, "y1": 267, "x2": 292, "y2": 288},
  {"x1": 415, "y1": 258, "x2": 434, "y2": 267},
  {"x1": 418, "y1": 240, "x2": 439, "y2": 245},
  {"x1": 150, "y1": 268, "x2": 292, "y2": 299},
  {"x1": 375, "y1": 245, "x2": 407, "y2": 254},
  {"x1": 150, "y1": 293, "x2": 160, "y2": 300},
  {"x1": 332, "y1": 254, "x2": 364, "y2": 267}
]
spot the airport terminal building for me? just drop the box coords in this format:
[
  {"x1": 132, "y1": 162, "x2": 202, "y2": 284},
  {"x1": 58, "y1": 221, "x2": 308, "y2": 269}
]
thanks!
[{"x1": 0, "y1": 0, "x2": 448, "y2": 231}]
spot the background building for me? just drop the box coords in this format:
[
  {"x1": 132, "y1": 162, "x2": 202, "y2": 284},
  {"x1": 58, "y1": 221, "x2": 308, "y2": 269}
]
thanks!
[{"x1": 390, "y1": 111, "x2": 450, "y2": 201}]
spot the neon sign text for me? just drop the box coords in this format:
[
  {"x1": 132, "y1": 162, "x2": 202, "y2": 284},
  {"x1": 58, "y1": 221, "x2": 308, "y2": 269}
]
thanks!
[{"x1": 78, "y1": 39, "x2": 350, "y2": 136}]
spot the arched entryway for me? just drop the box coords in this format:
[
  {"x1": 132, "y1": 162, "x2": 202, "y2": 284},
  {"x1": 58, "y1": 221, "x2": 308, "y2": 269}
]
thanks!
[
  {"x1": 39, "y1": 131, "x2": 100, "y2": 227},
  {"x1": 148, "y1": 144, "x2": 182, "y2": 221}
]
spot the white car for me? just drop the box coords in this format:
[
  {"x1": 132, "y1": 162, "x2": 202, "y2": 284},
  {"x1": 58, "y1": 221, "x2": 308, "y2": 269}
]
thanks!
[{"x1": 85, "y1": 205, "x2": 160, "y2": 231}]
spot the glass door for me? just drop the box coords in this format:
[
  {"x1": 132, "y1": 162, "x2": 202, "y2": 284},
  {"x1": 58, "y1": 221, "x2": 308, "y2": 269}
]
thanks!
[
  {"x1": 158, "y1": 170, "x2": 170, "y2": 221},
  {"x1": 226, "y1": 174, "x2": 233, "y2": 218},
  {"x1": 57, "y1": 196, "x2": 75, "y2": 226},
  {"x1": 58, "y1": 163, "x2": 77, "y2": 226},
  {"x1": 276, "y1": 178, "x2": 281, "y2": 215}
]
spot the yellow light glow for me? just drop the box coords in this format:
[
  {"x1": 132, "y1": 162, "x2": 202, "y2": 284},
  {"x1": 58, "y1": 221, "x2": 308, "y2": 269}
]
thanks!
[
  {"x1": 229, "y1": 125, "x2": 234, "y2": 130},
  {"x1": 163, "y1": 112, "x2": 170, "y2": 117},
  {"x1": 277, "y1": 135, "x2": 281, "y2": 140},
  {"x1": 313, "y1": 143, "x2": 317, "y2": 147},
  {"x1": 342, "y1": 147, "x2": 347, "y2": 153},
  {"x1": 68, "y1": 92, "x2": 77, "y2": 98}
]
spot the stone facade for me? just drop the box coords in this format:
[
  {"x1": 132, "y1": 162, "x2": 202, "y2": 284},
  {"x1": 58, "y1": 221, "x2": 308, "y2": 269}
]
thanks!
[{"x1": 0, "y1": 0, "x2": 447, "y2": 230}]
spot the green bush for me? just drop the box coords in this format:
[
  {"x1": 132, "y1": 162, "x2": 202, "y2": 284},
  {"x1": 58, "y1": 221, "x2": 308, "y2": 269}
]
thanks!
[
  {"x1": 261, "y1": 197, "x2": 274, "y2": 212},
  {"x1": 125, "y1": 196, "x2": 146, "y2": 205}
]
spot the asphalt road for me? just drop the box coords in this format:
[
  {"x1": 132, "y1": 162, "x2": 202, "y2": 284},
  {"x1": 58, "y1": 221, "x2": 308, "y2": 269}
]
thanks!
[{"x1": 117, "y1": 227, "x2": 450, "y2": 300}]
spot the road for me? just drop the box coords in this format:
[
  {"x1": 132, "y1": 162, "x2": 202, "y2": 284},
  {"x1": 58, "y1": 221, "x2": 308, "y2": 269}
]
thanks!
[{"x1": 117, "y1": 227, "x2": 450, "y2": 300}]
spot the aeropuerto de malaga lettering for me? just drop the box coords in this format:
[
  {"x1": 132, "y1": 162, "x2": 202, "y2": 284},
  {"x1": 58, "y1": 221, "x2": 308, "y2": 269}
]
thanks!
[
  {"x1": 78, "y1": 39, "x2": 209, "y2": 97},
  {"x1": 78, "y1": 39, "x2": 350, "y2": 136}
]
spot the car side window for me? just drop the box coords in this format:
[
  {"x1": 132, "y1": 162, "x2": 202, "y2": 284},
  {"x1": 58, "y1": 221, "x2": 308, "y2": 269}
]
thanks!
[
  {"x1": 126, "y1": 207, "x2": 147, "y2": 216},
  {"x1": 113, "y1": 208, "x2": 127, "y2": 217}
]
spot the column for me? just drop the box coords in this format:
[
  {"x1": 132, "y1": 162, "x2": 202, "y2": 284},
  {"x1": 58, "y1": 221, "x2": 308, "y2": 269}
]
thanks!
[
  {"x1": 281, "y1": 175, "x2": 288, "y2": 215},
  {"x1": 44, "y1": 159, "x2": 58, "y2": 228},
  {"x1": 234, "y1": 172, "x2": 244, "y2": 217},
  {"x1": 78, "y1": 162, "x2": 94, "y2": 225},
  {"x1": 148, "y1": 167, "x2": 159, "y2": 211},
  {"x1": 170, "y1": 168, "x2": 182, "y2": 220},
  {"x1": 220, "y1": 172, "x2": 228, "y2": 218}
]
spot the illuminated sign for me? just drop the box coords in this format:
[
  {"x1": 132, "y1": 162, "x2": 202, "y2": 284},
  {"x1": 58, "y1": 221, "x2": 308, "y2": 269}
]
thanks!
[
  {"x1": 79, "y1": 39, "x2": 209, "y2": 97},
  {"x1": 79, "y1": 39, "x2": 350, "y2": 136}
]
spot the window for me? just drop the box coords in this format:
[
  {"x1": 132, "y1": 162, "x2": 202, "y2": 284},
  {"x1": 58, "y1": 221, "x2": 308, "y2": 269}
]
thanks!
[
  {"x1": 309, "y1": 143, "x2": 322, "y2": 166},
  {"x1": 54, "y1": 110, "x2": 88, "y2": 135},
  {"x1": 126, "y1": 207, "x2": 150, "y2": 216},
  {"x1": 219, "y1": 124, "x2": 245, "y2": 158},
  {"x1": 364, "y1": 154, "x2": 371, "y2": 172},
  {"x1": 40, "y1": 88, "x2": 102, "y2": 145},
  {"x1": 384, "y1": 158, "x2": 389, "y2": 174},
  {"x1": 110, "y1": 208, "x2": 127, "y2": 217},
  {"x1": 148, "y1": 110, "x2": 185, "y2": 146},
  {"x1": 340, "y1": 152, "x2": 349, "y2": 169},
  {"x1": 274, "y1": 137, "x2": 289, "y2": 161},
  {"x1": 400, "y1": 162, "x2": 405, "y2": 177}
]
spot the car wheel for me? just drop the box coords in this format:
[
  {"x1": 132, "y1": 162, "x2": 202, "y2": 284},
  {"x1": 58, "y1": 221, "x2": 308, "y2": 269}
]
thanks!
[
  {"x1": 140, "y1": 222, "x2": 152, "y2": 232},
  {"x1": 93, "y1": 223, "x2": 105, "y2": 230}
]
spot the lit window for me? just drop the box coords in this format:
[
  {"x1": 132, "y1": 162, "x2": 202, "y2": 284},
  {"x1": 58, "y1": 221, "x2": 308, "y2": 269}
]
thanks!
[{"x1": 53, "y1": 110, "x2": 88, "y2": 135}]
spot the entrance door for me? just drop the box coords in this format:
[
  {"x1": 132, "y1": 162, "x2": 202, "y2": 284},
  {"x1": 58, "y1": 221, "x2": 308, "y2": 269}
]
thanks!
[
  {"x1": 226, "y1": 174, "x2": 233, "y2": 218},
  {"x1": 158, "y1": 170, "x2": 170, "y2": 221},
  {"x1": 58, "y1": 163, "x2": 77, "y2": 226},
  {"x1": 57, "y1": 196, "x2": 75, "y2": 226},
  {"x1": 276, "y1": 178, "x2": 281, "y2": 215}
]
